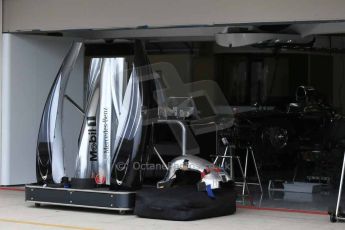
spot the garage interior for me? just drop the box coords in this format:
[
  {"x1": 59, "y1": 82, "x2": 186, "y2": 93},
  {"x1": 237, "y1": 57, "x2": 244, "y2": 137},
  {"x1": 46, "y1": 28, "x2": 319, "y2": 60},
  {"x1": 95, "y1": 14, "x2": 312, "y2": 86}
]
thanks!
[
  {"x1": 81, "y1": 33, "x2": 345, "y2": 212},
  {"x1": 2, "y1": 0, "x2": 345, "y2": 229}
]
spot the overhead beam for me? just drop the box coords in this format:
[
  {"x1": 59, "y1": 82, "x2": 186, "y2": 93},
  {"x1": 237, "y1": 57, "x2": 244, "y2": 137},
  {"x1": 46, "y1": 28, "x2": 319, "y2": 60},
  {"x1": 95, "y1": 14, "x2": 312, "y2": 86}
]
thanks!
[
  {"x1": 3, "y1": 0, "x2": 345, "y2": 32},
  {"x1": 68, "y1": 27, "x2": 225, "y2": 41}
]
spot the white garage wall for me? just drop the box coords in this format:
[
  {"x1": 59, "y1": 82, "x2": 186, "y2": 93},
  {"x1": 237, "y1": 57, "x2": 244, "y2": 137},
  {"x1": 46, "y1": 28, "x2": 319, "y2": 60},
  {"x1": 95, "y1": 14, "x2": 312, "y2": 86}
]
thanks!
[
  {"x1": 0, "y1": 0, "x2": 3, "y2": 186},
  {"x1": 0, "y1": 34, "x2": 84, "y2": 185}
]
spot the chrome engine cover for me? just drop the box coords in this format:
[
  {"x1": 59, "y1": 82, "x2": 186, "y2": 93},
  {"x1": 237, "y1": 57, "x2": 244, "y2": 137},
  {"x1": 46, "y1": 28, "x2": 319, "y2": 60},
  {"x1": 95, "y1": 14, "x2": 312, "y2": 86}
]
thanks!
[{"x1": 157, "y1": 155, "x2": 231, "y2": 190}]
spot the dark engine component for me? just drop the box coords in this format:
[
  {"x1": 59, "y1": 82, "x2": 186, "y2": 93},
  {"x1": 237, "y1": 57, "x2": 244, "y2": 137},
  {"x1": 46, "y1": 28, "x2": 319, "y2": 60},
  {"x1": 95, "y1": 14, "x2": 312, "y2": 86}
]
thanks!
[
  {"x1": 233, "y1": 86, "x2": 345, "y2": 182},
  {"x1": 261, "y1": 126, "x2": 289, "y2": 150}
]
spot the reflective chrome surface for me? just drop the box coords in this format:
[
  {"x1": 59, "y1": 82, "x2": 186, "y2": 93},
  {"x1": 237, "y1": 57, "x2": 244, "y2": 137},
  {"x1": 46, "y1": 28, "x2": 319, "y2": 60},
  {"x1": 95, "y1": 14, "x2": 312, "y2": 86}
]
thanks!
[
  {"x1": 36, "y1": 42, "x2": 82, "y2": 184},
  {"x1": 97, "y1": 58, "x2": 126, "y2": 185},
  {"x1": 110, "y1": 58, "x2": 126, "y2": 166},
  {"x1": 111, "y1": 66, "x2": 143, "y2": 188},
  {"x1": 110, "y1": 41, "x2": 158, "y2": 190},
  {"x1": 110, "y1": 58, "x2": 126, "y2": 120},
  {"x1": 74, "y1": 58, "x2": 102, "y2": 179},
  {"x1": 97, "y1": 59, "x2": 113, "y2": 184},
  {"x1": 157, "y1": 155, "x2": 231, "y2": 190}
]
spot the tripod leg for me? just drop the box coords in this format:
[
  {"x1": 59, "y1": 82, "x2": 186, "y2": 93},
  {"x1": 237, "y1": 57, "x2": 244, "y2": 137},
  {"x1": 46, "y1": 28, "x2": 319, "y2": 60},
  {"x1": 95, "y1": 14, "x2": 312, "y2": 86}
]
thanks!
[
  {"x1": 229, "y1": 147, "x2": 234, "y2": 180},
  {"x1": 237, "y1": 156, "x2": 250, "y2": 196},
  {"x1": 153, "y1": 147, "x2": 168, "y2": 170},
  {"x1": 213, "y1": 156, "x2": 219, "y2": 165},
  {"x1": 336, "y1": 152, "x2": 345, "y2": 217},
  {"x1": 221, "y1": 146, "x2": 228, "y2": 168},
  {"x1": 242, "y1": 148, "x2": 249, "y2": 196},
  {"x1": 250, "y1": 147, "x2": 263, "y2": 193}
]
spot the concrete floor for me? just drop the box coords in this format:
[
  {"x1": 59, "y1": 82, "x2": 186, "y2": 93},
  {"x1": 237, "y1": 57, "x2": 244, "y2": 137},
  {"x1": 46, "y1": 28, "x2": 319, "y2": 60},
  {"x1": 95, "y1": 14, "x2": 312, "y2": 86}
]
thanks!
[
  {"x1": 0, "y1": 188, "x2": 343, "y2": 230},
  {"x1": 241, "y1": 184, "x2": 338, "y2": 212}
]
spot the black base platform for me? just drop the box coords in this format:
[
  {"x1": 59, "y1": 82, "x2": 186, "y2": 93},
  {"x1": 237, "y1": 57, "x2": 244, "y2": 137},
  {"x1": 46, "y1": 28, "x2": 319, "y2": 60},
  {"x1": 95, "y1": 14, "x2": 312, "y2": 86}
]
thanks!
[{"x1": 25, "y1": 184, "x2": 136, "y2": 213}]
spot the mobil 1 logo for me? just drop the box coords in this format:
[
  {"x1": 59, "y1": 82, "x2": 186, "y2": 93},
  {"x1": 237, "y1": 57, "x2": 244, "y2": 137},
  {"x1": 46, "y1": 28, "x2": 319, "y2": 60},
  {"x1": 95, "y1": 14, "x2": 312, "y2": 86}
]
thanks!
[{"x1": 87, "y1": 116, "x2": 97, "y2": 162}]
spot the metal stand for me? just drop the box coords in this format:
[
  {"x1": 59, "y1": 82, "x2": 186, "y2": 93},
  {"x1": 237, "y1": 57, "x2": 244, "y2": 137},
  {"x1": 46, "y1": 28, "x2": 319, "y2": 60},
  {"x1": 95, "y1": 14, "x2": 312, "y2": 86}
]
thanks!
[
  {"x1": 151, "y1": 119, "x2": 188, "y2": 170},
  {"x1": 329, "y1": 151, "x2": 345, "y2": 222},
  {"x1": 157, "y1": 119, "x2": 187, "y2": 156},
  {"x1": 235, "y1": 146, "x2": 263, "y2": 195},
  {"x1": 213, "y1": 137, "x2": 235, "y2": 179},
  {"x1": 213, "y1": 154, "x2": 250, "y2": 196},
  {"x1": 213, "y1": 138, "x2": 263, "y2": 196}
]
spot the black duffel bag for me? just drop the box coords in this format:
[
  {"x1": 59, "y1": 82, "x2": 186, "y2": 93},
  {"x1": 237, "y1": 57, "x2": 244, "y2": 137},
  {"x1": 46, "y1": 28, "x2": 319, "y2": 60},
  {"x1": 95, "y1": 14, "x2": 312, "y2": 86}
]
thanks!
[{"x1": 134, "y1": 184, "x2": 236, "y2": 221}]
